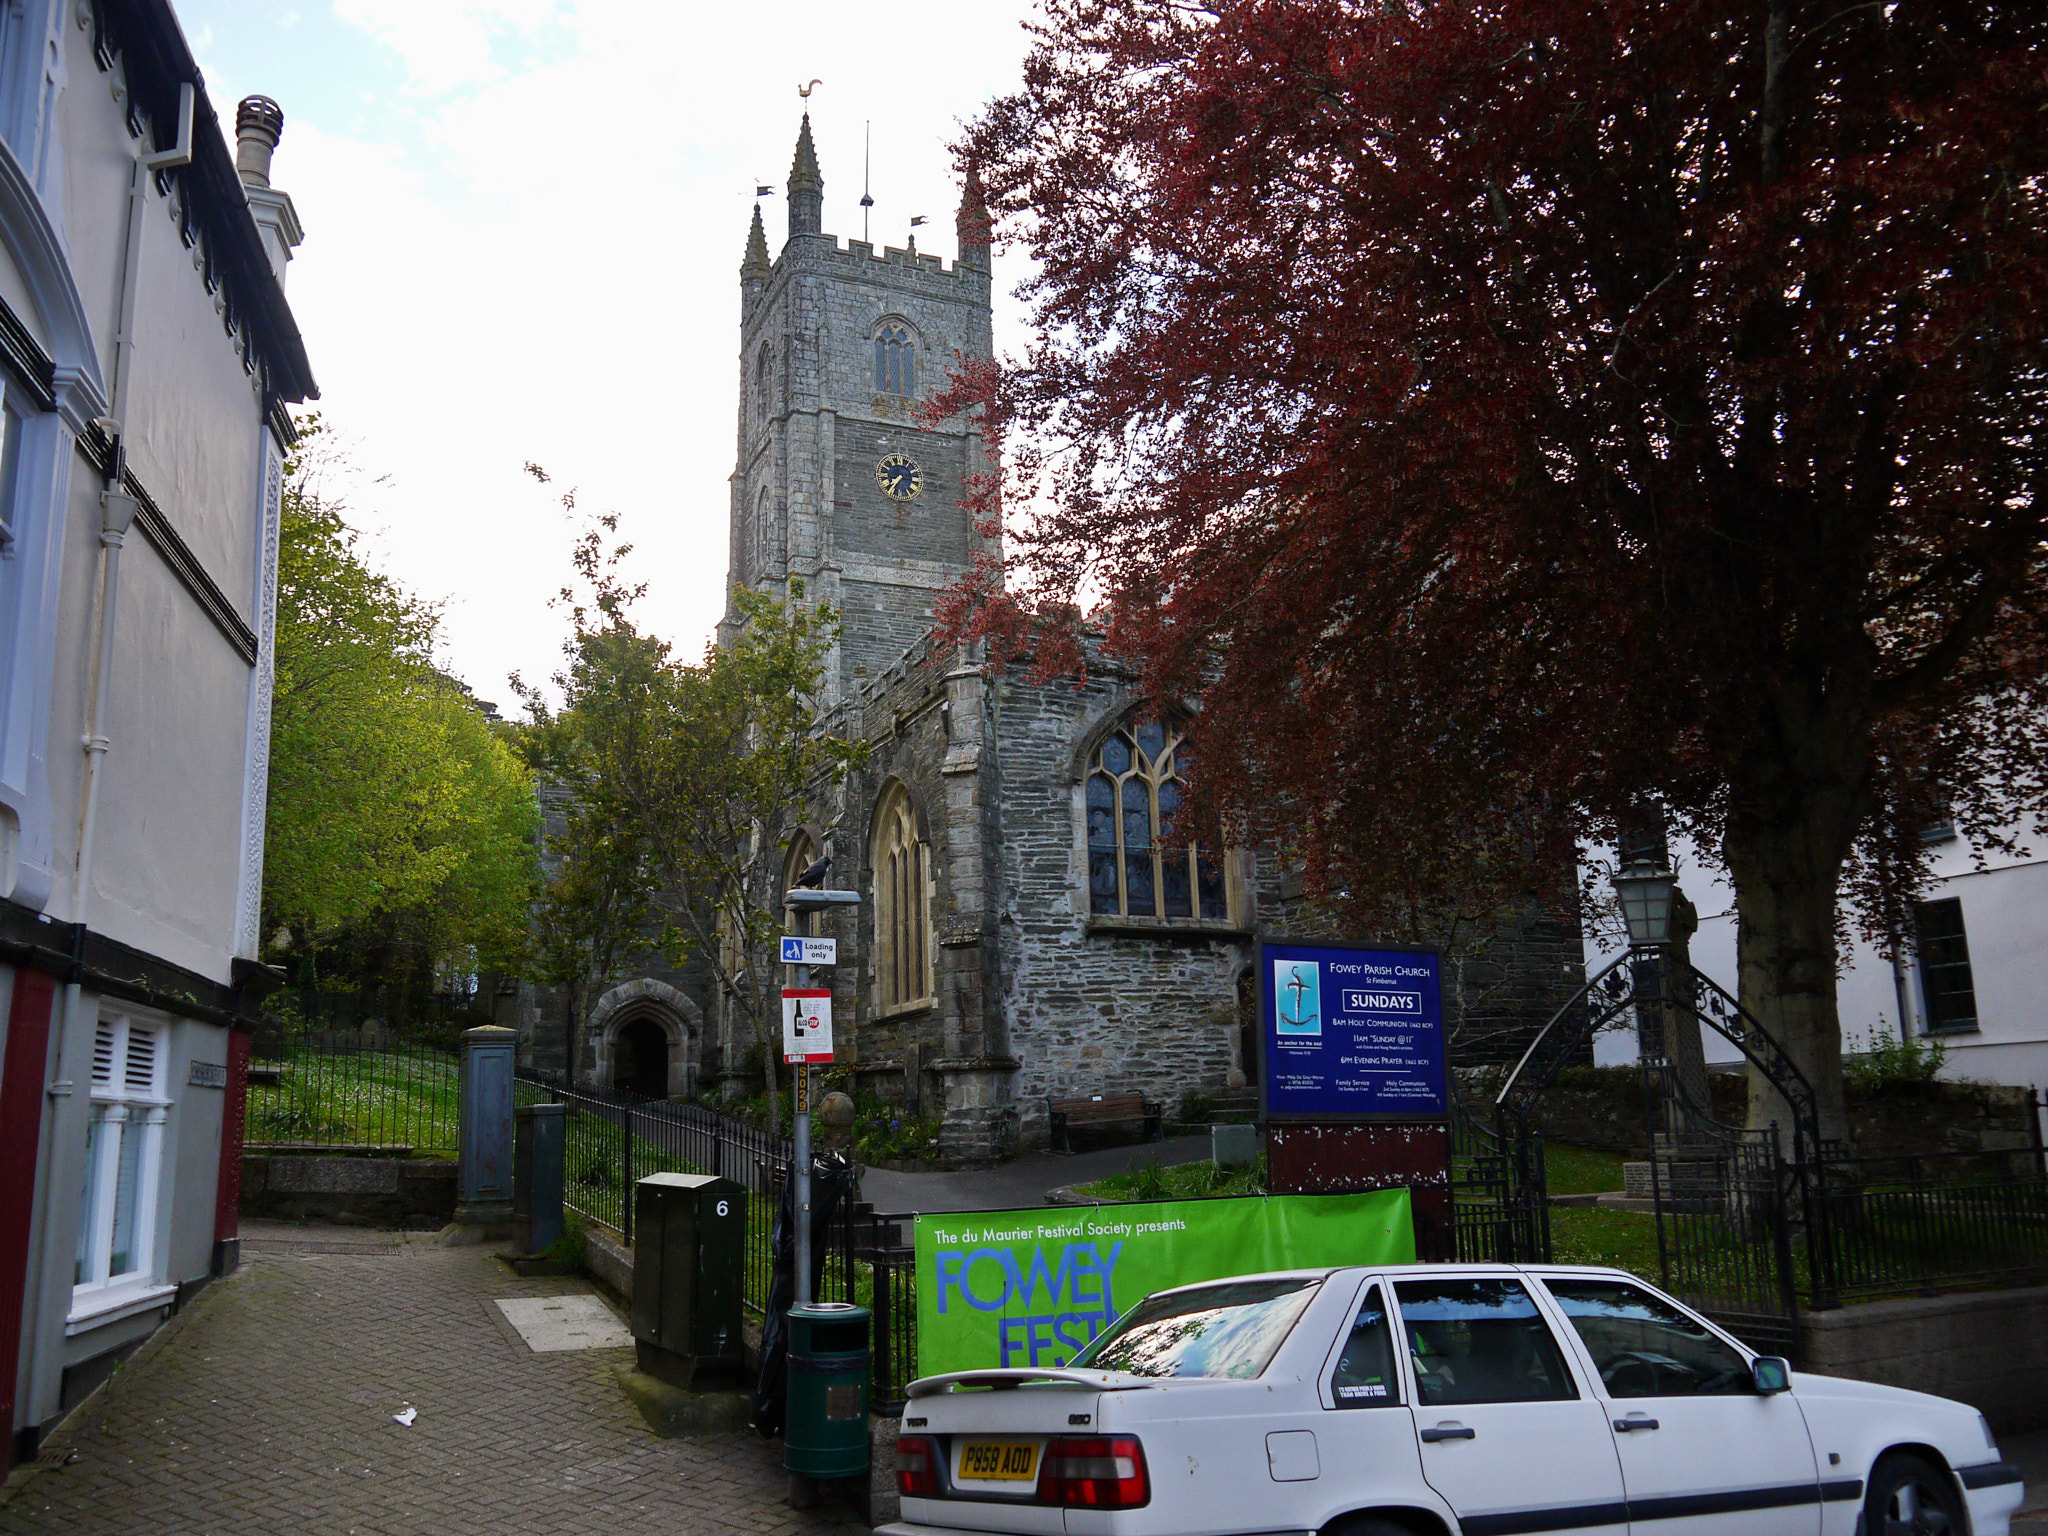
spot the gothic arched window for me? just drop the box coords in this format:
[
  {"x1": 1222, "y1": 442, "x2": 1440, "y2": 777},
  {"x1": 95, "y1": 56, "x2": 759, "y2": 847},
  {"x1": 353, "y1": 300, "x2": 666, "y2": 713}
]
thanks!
[
  {"x1": 874, "y1": 324, "x2": 915, "y2": 397},
  {"x1": 871, "y1": 782, "x2": 932, "y2": 1012},
  {"x1": 1086, "y1": 718, "x2": 1229, "y2": 921},
  {"x1": 756, "y1": 343, "x2": 772, "y2": 420}
]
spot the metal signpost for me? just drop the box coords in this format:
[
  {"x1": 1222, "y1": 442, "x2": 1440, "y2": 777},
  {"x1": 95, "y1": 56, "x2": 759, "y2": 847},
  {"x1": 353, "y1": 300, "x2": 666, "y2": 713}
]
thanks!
[{"x1": 782, "y1": 889, "x2": 858, "y2": 1305}]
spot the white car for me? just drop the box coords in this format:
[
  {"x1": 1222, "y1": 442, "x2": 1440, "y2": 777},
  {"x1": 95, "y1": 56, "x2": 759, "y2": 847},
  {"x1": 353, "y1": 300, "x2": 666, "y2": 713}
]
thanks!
[{"x1": 880, "y1": 1263, "x2": 2023, "y2": 1536}]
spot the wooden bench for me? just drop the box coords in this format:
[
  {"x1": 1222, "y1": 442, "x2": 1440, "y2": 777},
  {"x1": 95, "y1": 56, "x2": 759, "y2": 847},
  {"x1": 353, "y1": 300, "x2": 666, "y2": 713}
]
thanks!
[{"x1": 1047, "y1": 1092, "x2": 1163, "y2": 1154}]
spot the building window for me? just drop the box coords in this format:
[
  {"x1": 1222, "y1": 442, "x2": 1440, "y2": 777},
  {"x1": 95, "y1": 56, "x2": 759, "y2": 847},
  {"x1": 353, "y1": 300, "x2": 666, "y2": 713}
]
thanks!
[
  {"x1": 871, "y1": 782, "x2": 932, "y2": 1013},
  {"x1": 1086, "y1": 717, "x2": 1229, "y2": 921},
  {"x1": 1915, "y1": 897, "x2": 1978, "y2": 1034},
  {"x1": 874, "y1": 325, "x2": 915, "y2": 397},
  {"x1": 756, "y1": 343, "x2": 772, "y2": 420},
  {"x1": 72, "y1": 1011, "x2": 169, "y2": 1313}
]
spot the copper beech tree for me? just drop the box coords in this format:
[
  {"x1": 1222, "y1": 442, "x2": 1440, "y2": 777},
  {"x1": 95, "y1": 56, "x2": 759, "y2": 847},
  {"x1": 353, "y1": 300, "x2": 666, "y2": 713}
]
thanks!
[{"x1": 939, "y1": 0, "x2": 2048, "y2": 1140}]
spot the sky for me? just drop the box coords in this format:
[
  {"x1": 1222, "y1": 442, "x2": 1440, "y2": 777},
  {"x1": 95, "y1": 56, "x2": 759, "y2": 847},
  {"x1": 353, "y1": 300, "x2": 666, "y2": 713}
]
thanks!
[{"x1": 175, "y1": 0, "x2": 1041, "y2": 711}]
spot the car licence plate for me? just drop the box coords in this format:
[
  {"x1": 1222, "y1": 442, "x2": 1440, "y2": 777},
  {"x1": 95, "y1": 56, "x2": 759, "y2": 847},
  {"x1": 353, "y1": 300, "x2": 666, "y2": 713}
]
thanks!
[{"x1": 956, "y1": 1440, "x2": 1039, "y2": 1482}]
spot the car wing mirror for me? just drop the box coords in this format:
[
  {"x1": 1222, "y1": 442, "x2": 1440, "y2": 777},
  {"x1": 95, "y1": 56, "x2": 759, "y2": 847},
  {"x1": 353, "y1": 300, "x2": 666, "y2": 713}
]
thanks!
[{"x1": 1751, "y1": 1357, "x2": 1791, "y2": 1394}]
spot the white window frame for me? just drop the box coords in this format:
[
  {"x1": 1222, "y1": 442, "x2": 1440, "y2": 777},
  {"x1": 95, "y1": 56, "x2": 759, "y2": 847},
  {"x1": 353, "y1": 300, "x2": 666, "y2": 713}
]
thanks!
[{"x1": 68, "y1": 1006, "x2": 175, "y2": 1331}]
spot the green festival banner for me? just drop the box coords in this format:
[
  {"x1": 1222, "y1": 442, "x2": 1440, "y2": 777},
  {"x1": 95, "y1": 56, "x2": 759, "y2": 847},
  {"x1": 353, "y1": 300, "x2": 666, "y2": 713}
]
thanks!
[{"x1": 912, "y1": 1189, "x2": 1415, "y2": 1378}]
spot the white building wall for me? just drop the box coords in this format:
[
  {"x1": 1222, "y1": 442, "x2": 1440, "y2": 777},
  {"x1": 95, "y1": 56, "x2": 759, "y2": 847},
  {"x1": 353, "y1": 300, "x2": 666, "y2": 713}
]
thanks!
[{"x1": 0, "y1": 0, "x2": 313, "y2": 1455}]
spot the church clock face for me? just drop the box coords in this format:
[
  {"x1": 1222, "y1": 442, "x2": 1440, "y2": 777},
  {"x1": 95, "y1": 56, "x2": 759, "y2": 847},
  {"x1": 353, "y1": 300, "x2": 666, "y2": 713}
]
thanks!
[{"x1": 876, "y1": 451, "x2": 923, "y2": 502}]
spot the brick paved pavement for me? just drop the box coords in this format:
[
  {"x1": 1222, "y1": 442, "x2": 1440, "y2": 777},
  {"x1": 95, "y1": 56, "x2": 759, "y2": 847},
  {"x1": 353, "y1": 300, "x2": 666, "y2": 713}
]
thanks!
[{"x1": 0, "y1": 1222, "x2": 864, "y2": 1536}]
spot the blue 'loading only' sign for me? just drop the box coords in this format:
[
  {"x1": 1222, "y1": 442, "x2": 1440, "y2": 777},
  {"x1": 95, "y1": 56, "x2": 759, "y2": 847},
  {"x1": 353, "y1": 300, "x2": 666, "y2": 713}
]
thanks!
[{"x1": 1260, "y1": 941, "x2": 1447, "y2": 1119}]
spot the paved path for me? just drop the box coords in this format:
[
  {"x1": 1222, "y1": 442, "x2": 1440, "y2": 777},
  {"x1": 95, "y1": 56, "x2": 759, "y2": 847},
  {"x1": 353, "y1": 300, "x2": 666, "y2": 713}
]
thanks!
[
  {"x1": 860, "y1": 1132, "x2": 1212, "y2": 1214},
  {"x1": 0, "y1": 1222, "x2": 862, "y2": 1536}
]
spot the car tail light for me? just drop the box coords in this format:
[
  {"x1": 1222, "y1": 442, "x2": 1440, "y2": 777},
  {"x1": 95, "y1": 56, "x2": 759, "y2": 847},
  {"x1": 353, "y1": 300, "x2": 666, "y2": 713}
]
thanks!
[
  {"x1": 897, "y1": 1436, "x2": 940, "y2": 1498},
  {"x1": 1036, "y1": 1435, "x2": 1150, "y2": 1508}
]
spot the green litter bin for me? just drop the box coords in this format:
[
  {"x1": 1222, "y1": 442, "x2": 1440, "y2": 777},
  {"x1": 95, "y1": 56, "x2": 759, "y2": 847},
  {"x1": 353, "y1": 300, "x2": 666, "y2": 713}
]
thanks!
[{"x1": 784, "y1": 1301, "x2": 871, "y2": 1479}]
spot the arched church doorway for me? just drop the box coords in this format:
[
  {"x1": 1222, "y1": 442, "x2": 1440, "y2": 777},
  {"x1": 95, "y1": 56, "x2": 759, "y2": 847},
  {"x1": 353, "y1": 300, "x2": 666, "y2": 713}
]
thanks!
[{"x1": 616, "y1": 1015, "x2": 670, "y2": 1099}]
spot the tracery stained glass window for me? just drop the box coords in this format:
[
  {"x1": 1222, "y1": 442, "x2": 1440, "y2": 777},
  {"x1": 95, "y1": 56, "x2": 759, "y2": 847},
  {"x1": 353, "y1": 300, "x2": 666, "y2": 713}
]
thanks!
[
  {"x1": 1087, "y1": 720, "x2": 1229, "y2": 921},
  {"x1": 872, "y1": 783, "x2": 932, "y2": 1010},
  {"x1": 874, "y1": 325, "x2": 915, "y2": 396}
]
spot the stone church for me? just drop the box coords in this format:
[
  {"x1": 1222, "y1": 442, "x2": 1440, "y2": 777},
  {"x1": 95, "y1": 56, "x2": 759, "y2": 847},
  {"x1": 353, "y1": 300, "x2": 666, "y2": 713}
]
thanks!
[{"x1": 515, "y1": 115, "x2": 1586, "y2": 1161}]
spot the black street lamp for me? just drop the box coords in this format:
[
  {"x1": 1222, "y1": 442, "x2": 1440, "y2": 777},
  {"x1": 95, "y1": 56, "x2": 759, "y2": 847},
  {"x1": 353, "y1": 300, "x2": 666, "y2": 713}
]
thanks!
[{"x1": 1614, "y1": 861, "x2": 1677, "y2": 948}]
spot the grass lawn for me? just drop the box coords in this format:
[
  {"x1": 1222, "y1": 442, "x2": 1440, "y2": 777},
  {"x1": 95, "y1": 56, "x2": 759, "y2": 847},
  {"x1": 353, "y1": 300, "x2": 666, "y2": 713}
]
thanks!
[
  {"x1": 1074, "y1": 1142, "x2": 1630, "y2": 1205},
  {"x1": 1542, "y1": 1143, "x2": 1628, "y2": 1196},
  {"x1": 245, "y1": 1049, "x2": 461, "y2": 1150},
  {"x1": 1067, "y1": 1158, "x2": 1268, "y2": 1202},
  {"x1": 1547, "y1": 1206, "x2": 1662, "y2": 1273}
]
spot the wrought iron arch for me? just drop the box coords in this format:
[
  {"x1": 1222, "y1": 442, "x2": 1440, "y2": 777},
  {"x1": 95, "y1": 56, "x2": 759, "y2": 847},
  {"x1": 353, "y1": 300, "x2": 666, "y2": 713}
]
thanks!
[{"x1": 1495, "y1": 953, "x2": 1827, "y2": 1174}]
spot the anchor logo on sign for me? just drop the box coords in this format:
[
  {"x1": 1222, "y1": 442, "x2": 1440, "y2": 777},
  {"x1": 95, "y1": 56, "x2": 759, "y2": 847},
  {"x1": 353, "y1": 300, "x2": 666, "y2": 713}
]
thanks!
[{"x1": 1280, "y1": 965, "x2": 1318, "y2": 1029}]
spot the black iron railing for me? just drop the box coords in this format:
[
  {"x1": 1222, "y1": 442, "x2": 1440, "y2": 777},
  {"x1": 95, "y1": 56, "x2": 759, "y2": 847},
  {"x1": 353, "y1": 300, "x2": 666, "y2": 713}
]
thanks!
[
  {"x1": 1817, "y1": 1148, "x2": 2048, "y2": 1304},
  {"x1": 246, "y1": 1035, "x2": 462, "y2": 1152},
  {"x1": 514, "y1": 1070, "x2": 791, "y2": 1241}
]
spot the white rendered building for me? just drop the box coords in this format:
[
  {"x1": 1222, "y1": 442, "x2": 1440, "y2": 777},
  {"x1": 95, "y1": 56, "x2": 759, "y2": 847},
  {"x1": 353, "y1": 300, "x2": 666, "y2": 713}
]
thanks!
[
  {"x1": 0, "y1": 0, "x2": 314, "y2": 1467},
  {"x1": 1590, "y1": 829, "x2": 2048, "y2": 1100}
]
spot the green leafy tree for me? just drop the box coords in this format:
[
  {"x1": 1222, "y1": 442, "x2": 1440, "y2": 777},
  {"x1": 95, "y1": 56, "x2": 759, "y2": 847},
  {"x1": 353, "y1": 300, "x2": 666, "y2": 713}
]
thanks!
[
  {"x1": 511, "y1": 491, "x2": 663, "y2": 1082},
  {"x1": 263, "y1": 425, "x2": 539, "y2": 1019},
  {"x1": 534, "y1": 497, "x2": 862, "y2": 1122}
]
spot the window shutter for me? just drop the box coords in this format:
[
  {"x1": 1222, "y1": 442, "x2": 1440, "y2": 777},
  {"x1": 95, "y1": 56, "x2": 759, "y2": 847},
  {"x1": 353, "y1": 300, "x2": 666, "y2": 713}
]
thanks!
[
  {"x1": 123, "y1": 1023, "x2": 160, "y2": 1096},
  {"x1": 91, "y1": 1018, "x2": 118, "y2": 1089}
]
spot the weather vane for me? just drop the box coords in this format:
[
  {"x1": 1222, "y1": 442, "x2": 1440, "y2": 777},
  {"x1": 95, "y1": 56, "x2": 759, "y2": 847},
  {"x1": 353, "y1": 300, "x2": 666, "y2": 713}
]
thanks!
[{"x1": 798, "y1": 78, "x2": 822, "y2": 98}]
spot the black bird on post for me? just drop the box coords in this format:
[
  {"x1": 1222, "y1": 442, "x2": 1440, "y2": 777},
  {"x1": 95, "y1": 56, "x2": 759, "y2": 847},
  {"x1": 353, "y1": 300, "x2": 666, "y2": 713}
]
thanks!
[{"x1": 794, "y1": 855, "x2": 830, "y2": 889}]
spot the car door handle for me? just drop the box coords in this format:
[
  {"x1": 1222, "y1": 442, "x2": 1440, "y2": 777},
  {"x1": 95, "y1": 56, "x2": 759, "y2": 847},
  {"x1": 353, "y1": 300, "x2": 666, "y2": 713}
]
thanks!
[
  {"x1": 1420, "y1": 1423, "x2": 1476, "y2": 1442},
  {"x1": 1613, "y1": 1416, "x2": 1661, "y2": 1432}
]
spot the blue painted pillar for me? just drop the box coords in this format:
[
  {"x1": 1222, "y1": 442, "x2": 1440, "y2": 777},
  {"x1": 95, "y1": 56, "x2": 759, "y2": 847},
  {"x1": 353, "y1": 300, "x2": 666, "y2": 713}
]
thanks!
[{"x1": 458, "y1": 1025, "x2": 517, "y2": 1226}]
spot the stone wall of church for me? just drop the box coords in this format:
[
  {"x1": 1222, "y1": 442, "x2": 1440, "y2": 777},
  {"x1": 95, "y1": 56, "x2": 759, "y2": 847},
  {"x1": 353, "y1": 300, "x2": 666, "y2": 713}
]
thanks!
[
  {"x1": 808, "y1": 632, "x2": 1011, "y2": 1161},
  {"x1": 988, "y1": 667, "x2": 1263, "y2": 1151}
]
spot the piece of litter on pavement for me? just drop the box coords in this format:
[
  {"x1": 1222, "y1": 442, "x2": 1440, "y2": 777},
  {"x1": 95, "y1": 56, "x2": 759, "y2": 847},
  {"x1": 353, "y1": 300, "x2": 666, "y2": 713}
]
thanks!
[{"x1": 393, "y1": 1407, "x2": 417, "y2": 1426}]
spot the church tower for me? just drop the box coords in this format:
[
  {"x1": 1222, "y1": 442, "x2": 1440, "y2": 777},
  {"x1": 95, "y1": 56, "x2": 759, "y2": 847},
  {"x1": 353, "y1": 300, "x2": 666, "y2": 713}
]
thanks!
[{"x1": 722, "y1": 115, "x2": 995, "y2": 702}]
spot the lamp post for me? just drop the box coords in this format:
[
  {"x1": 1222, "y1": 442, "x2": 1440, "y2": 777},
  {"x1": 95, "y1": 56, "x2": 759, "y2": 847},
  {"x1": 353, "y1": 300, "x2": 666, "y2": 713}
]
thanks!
[
  {"x1": 783, "y1": 886, "x2": 859, "y2": 1306},
  {"x1": 1611, "y1": 831, "x2": 1711, "y2": 1155}
]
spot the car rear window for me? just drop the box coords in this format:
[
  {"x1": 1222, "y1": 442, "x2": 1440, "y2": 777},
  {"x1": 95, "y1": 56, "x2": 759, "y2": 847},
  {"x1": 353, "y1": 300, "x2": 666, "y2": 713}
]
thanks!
[{"x1": 1070, "y1": 1277, "x2": 1322, "y2": 1380}]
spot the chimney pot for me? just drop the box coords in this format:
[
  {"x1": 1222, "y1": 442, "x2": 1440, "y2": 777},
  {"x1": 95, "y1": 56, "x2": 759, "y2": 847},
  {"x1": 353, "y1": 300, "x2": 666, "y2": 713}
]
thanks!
[{"x1": 235, "y1": 95, "x2": 284, "y2": 188}]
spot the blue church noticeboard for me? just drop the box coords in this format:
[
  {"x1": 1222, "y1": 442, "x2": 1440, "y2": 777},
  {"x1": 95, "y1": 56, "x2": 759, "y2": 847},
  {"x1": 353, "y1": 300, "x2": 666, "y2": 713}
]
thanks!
[{"x1": 1261, "y1": 942, "x2": 1447, "y2": 1119}]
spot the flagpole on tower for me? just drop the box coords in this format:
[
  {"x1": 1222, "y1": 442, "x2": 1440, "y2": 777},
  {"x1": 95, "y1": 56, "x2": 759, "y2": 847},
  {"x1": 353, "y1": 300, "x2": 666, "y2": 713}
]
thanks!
[{"x1": 861, "y1": 120, "x2": 874, "y2": 243}]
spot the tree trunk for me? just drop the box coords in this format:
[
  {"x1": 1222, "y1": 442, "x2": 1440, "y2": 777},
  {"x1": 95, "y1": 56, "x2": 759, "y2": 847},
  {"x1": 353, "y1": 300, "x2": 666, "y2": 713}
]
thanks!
[{"x1": 1722, "y1": 775, "x2": 1866, "y2": 1153}]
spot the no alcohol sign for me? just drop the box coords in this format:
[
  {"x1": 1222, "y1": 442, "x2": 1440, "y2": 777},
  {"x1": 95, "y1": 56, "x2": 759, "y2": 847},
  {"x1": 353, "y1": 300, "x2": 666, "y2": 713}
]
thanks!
[{"x1": 781, "y1": 988, "x2": 834, "y2": 1064}]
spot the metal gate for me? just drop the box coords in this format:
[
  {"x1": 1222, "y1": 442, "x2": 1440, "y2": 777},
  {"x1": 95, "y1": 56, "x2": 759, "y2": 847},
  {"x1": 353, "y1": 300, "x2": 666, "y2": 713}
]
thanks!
[
  {"x1": 1449, "y1": 1086, "x2": 1548, "y2": 1264},
  {"x1": 1494, "y1": 953, "x2": 1826, "y2": 1360}
]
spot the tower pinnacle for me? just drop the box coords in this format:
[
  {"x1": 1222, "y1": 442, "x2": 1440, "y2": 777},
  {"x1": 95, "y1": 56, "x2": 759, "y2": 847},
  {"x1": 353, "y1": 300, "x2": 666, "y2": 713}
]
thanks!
[
  {"x1": 787, "y1": 113, "x2": 823, "y2": 238},
  {"x1": 957, "y1": 159, "x2": 991, "y2": 274},
  {"x1": 742, "y1": 201, "x2": 771, "y2": 278}
]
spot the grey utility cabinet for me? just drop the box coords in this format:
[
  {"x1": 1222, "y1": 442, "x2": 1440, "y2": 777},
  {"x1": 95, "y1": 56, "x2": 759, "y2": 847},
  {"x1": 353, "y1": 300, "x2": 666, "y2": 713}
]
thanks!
[{"x1": 630, "y1": 1172, "x2": 748, "y2": 1387}]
